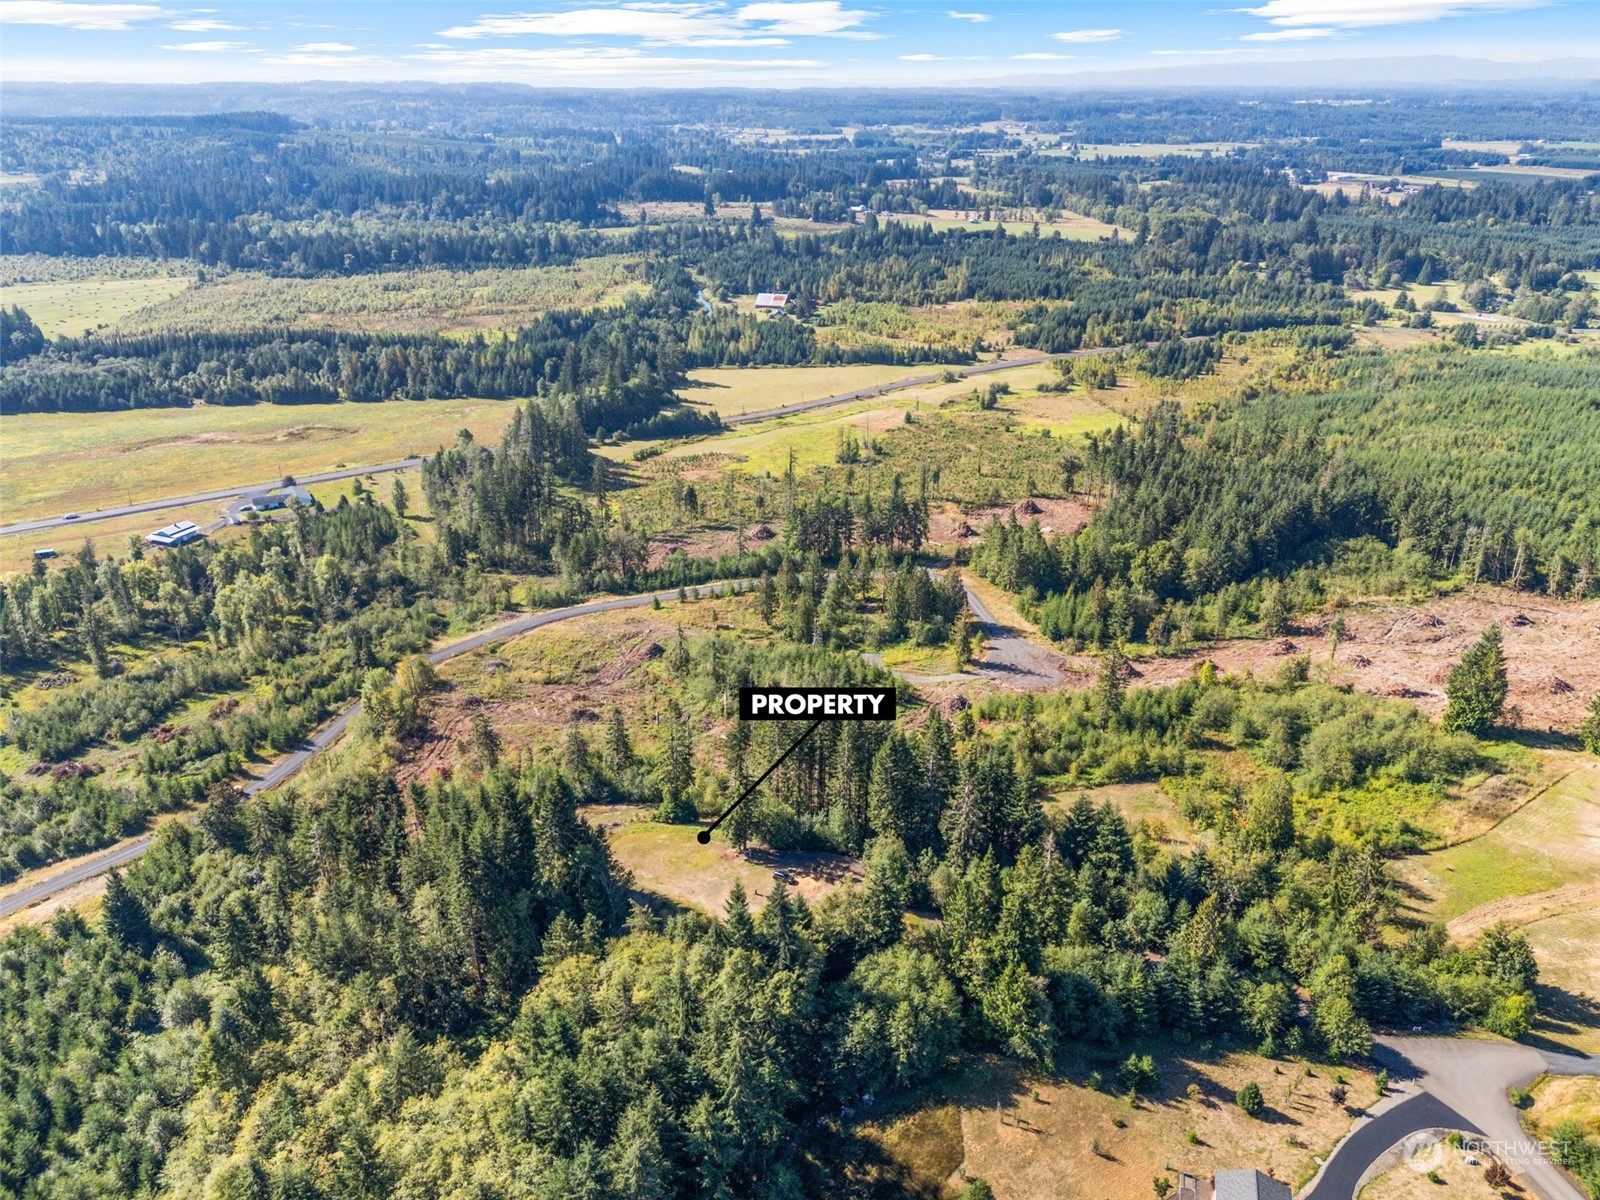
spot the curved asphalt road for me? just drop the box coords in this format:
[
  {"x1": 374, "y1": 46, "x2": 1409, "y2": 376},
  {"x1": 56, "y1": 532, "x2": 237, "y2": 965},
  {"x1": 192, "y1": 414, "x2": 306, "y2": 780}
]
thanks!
[
  {"x1": 1299, "y1": 1091, "x2": 1481, "y2": 1200},
  {"x1": 0, "y1": 582, "x2": 727, "y2": 918},
  {"x1": 1300, "y1": 1036, "x2": 1600, "y2": 1199}
]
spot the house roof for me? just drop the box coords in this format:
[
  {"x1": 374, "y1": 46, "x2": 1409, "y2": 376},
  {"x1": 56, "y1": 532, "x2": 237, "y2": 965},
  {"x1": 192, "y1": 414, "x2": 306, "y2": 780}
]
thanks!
[{"x1": 1213, "y1": 1169, "x2": 1292, "y2": 1200}]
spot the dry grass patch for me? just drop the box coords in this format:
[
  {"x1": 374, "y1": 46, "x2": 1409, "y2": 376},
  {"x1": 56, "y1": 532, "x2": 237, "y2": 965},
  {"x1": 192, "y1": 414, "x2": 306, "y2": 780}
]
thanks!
[
  {"x1": 586, "y1": 804, "x2": 863, "y2": 916},
  {"x1": 878, "y1": 1051, "x2": 1375, "y2": 1200},
  {"x1": 1357, "y1": 1141, "x2": 1507, "y2": 1199},
  {"x1": 1524, "y1": 1075, "x2": 1600, "y2": 1139}
]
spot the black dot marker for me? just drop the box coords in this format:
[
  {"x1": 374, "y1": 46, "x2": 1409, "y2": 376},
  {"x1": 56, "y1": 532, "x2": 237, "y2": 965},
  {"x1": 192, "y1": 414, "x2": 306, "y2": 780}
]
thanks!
[{"x1": 696, "y1": 717, "x2": 823, "y2": 847}]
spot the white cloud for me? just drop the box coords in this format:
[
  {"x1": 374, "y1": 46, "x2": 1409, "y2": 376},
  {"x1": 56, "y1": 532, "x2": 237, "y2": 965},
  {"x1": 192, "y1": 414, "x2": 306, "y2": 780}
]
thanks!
[
  {"x1": 899, "y1": 51, "x2": 987, "y2": 59},
  {"x1": 264, "y1": 50, "x2": 388, "y2": 65},
  {"x1": 292, "y1": 40, "x2": 357, "y2": 52},
  {"x1": 1051, "y1": 27, "x2": 1122, "y2": 43},
  {"x1": 1151, "y1": 47, "x2": 1250, "y2": 55},
  {"x1": 1241, "y1": 26, "x2": 1336, "y2": 39},
  {"x1": 1012, "y1": 51, "x2": 1072, "y2": 59},
  {"x1": 737, "y1": 2, "x2": 874, "y2": 37},
  {"x1": 1240, "y1": 0, "x2": 1543, "y2": 28},
  {"x1": 946, "y1": 9, "x2": 988, "y2": 21},
  {"x1": 413, "y1": 43, "x2": 825, "y2": 75},
  {"x1": 161, "y1": 38, "x2": 247, "y2": 49},
  {"x1": 0, "y1": 2, "x2": 166, "y2": 29},
  {"x1": 439, "y1": 1, "x2": 876, "y2": 46},
  {"x1": 168, "y1": 16, "x2": 237, "y2": 29}
]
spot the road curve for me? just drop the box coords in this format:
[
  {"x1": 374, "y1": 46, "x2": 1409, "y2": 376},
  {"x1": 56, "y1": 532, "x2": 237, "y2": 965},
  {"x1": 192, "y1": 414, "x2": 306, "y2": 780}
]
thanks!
[
  {"x1": 0, "y1": 582, "x2": 731, "y2": 919},
  {"x1": 1299, "y1": 1091, "x2": 1481, "y2": 1200}
]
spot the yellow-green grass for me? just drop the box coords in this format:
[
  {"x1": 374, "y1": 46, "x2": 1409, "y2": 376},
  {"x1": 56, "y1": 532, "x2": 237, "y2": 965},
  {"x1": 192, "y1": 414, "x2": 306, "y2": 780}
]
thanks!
[
  {"x1": 1048, "y1": 782, "x2": 1207, "y2": 852},
  {"x1": 868, "y1": 1050, "x2": 1375, "y2": 1199},
  {"x1": 0, "y1": 397, "x2": 521, "y2": 524},
  {"x1": 883, "y1": 208, "x2": 1130, "y2": 240},
  {"x1": 581, "y1": 804, "x2": 862, "y2": 916},
  {"x1": 655, "y1": 402, "x2": 910, "y2": 476},
  {"x1": 1521, "y1": 909, "x2": 1600, "y2": 1053},
  {"x1": 0, "y1": 275, "x2": 195, "y2": 338},
  {"x1": 2, "y1": 505, "x2": 224, "y2": 575},
  {"x1": 117, "y1": 255, "x2": 648, "y2": 336},
  {"x1": 1349, "y1": 280, "x2": 1467, "y2": 309},
  {"x1": 678, "y1": 362, "x2": 965, "y2": 419},
  {"x1": 1394, "y1": 758, "x2": 1600, "y2": 926}
]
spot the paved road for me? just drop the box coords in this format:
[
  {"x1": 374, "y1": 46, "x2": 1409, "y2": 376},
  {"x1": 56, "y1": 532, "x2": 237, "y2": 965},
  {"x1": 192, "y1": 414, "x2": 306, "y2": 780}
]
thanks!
[
  {"x1": 1369, "y1": 1036, "x2": 1600, "y2": 1200},
  {"x1": 0, "y1": 582, "x2": 728, "y2": 919},
  {"x1": 1300, "y1": 1036, "x2": 1600, "y2": 1200},
  {"x1": 1300, "y1": 1090, "x2": 1482, "y2": 1200},
  {"x1": 1, "y1": 459, "x2": 422, "y2": 538}
]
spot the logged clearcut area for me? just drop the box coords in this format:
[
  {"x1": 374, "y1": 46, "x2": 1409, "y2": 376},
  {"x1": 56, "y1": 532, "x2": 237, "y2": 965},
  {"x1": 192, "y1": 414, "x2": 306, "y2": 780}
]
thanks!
[{"x1": 2, "y1": 35, "x2": 1600, "y2": 1200}]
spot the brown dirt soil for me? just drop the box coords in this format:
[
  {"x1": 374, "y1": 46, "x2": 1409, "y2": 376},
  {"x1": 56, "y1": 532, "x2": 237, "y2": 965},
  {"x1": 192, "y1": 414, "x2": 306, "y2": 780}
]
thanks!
[
  {"x1": 646, "y1": 528, "x2": 741, "y2": 569},
  {"x1": 1127, "y1": 589, "x2": 1600, "y2": 731},
  {"x1": 932, "y1": 497, "x2": 1095, "y2": 547},
  {"x1": 874, "y1": 1051, "x2": 1376, "y2": 1200}
]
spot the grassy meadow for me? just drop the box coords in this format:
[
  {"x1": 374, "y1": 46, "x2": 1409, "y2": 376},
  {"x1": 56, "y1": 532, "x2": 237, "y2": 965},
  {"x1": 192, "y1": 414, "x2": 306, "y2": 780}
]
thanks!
[
  {"x1": 0, "y1": 397, "x2": 522, "y2": 523},
  {"x1": 117, "y1": 255, "x2": 649, "y2": 335},
  {"x1": 678, "y1": 362, "x2": 960, "y2": 418},
  {"x1": 0, "y1": 274, "x2": 195, "y2": 338}
]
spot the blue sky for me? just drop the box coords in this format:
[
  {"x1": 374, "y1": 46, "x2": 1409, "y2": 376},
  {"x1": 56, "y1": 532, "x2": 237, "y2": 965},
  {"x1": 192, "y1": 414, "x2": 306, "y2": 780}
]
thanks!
[{"x1": 0, "y1": 0, "x2": 1592, "y2": 85}]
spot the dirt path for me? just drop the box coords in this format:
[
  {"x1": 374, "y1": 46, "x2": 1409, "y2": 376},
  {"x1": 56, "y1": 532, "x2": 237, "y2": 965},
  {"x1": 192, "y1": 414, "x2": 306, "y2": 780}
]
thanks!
[{"x1": 1446, "y1": 879, "x2": 1600, "y2": 942}]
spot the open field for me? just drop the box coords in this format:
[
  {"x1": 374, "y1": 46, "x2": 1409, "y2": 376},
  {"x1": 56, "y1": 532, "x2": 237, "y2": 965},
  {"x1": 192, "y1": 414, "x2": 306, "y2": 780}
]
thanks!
[
  {"x1": 813, "y1": 300, "x2": 1031, "y2": 353},
  {"x1": 882, "y1": 207, "x2": 1131, "y2": 240},
  {"x1": 0, "y1": 274, "x2": 195, "y2": 338},
  {"x1": 865, "y1": 1051, "x2": 1376, "y2": 1199},
  {"x1": 583, "y1": 804, "x2": 863, "y2": 915},
  {"x1": 678, "y1": 362, "x2": 965, "y2": 418},
  {"x1": 1358, "y1": 1141, "x2": 1504, "y2": 1199},
  {"x1": 116, "y1": 255, "x2": 648, "y2": 335},
  {"x1": 1041, "y1": 141, "x2": 1257, "y2": 159},
  {"x1": 1393, "y1": 755, "x2": 1600, "y2": 927},
  {"x1": 0, "y1": 397, "x2": 521, "y2": 524}
]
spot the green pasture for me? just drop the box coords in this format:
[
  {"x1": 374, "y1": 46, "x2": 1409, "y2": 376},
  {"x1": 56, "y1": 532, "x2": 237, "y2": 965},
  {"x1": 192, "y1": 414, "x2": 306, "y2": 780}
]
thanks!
[{"x1": 1, "y1": 275, "x2": 195, "y2": 338}]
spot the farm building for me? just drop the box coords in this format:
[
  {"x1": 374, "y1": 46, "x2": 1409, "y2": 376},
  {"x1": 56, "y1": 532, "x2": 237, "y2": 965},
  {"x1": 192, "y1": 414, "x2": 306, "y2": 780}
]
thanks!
[
  {"x1": 754, "y1": 291, "x2": 789, "y2": 314},
  {"x1": 147, "y1": 520, "x2": 202, "y2": 548}
]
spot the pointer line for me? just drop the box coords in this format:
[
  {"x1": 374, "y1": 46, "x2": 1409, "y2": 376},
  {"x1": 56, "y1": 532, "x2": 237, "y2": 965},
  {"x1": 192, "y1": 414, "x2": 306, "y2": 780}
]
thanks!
[{"x1": 697, "y1": 718, "x2": 824, "y2": 845}]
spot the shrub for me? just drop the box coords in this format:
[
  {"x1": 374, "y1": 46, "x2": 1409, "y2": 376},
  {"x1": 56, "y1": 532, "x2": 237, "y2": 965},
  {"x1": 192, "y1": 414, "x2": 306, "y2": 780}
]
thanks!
[{"x1": 1236, "y1": 1081, "x2": 1265, "y2": 1117}]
